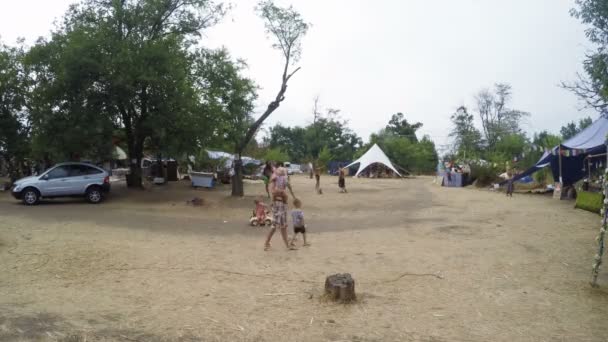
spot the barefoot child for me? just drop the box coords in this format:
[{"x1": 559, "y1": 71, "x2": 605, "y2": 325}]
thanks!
[
  {"x1": 289, "y1": 199, "x2": 309, "y2": 247},
  {"x1": 254, "y1": 197, "x2": 268, "y2": 223}
]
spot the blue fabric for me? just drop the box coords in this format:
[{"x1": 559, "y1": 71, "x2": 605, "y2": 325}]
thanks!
[
  {"x1": 506, "y1": 116, "x2": 607, "y2": 186},
  {"x1": 562, "y1": 116, "x2": 608, "y2": 150},
  {"x1": 517, "y1": 176, "x2": 534, "y2": 183},
  {"x1": 442, "y1": 171, "x2": 464, "y2": 187},
  {"x1": 329, "y1": 161, "x2": 352, "y2": 175}
]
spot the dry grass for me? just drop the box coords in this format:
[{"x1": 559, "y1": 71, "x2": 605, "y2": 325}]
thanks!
[{"x1": 1, "y1": 176, "x2": 608, "y2": 341}]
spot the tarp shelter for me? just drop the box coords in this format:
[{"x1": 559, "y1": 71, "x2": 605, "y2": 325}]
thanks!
[
  {"x1": 345, "y1": 144, "x2": 401, "y2": 177},
  {"x1": 513, "y1": 115, "x2": 608, "y2": 185},
  {"x1": 205, "y1": 150, "x2": 260, "y2": 169}
]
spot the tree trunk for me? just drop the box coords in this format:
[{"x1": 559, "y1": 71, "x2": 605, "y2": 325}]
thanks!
[
  {"x1": 126, "y1": 140, "x2": 144, "y2": 188},
  {"x1": 231, "y1": 158, "x2": 244, "y2": 197},
  {"x1": 324, "y1": 273, "x2": 356, "y2": 302}
]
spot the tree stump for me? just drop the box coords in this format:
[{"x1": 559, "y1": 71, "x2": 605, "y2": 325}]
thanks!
[{"x1": 325, "y1": 273, "x2": 356, "y2": 302}]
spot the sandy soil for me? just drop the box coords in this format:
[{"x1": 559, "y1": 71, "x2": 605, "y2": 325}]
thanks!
[{"x1": 1, "y1": 175, "x2": 608, "y2": 342}]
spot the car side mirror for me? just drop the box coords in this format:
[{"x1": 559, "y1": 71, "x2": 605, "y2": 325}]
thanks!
[{"x1": 41, "y1": 174, "x2": 49, "y2": 181}]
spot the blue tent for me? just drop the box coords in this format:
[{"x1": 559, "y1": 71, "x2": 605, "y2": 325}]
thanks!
[{"x1": 513, "y1": 115, "x2": 608, "y2": 185}]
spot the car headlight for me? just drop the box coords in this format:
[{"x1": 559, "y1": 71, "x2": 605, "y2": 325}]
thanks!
[{"x1": 12, "y1": 184, "x2": 22, "y2": 192}]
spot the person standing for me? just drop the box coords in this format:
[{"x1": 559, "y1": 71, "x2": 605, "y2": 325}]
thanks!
[
  {"x1": 308, "y1": 162, "x2": 313, "y2": 179},
  {"x1": 338, "y1": 166, "x2": 347, "y2": 193},
  {"x1": 262, "y1": 161, "x2": 274, "y2": 198},
  {"x1": 314, "y1": 164, "x2": 322, "y2": 194},
  {"x1": 506, "y1": 172, "x2": 514, "y2": 197}
]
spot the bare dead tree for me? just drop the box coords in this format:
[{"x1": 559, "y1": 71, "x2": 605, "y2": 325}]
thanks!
[{"x1": 231, "y1": 0, "x2": 310, "y2": 196}]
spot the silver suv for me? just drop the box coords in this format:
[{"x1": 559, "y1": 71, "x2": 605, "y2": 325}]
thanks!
[{"x1": 11, "y1": 162, "x2": 111, "y2": 205}]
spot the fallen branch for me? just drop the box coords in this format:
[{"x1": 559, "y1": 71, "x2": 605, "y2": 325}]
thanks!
[{"x1": 366, "y1": 272, "x2": 444, "y2": 284}]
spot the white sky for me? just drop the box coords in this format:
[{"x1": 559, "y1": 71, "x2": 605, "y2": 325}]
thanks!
[{"x1": 0, "y1": 0, "x2": 595, "y2": 153}]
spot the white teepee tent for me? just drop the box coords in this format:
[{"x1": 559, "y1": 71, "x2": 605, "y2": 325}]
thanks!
[{"x1": 345, "y1": 144, "x2": 401, "y2": 177}]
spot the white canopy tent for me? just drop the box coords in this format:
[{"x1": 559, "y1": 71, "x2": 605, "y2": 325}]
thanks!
[{"x1": 345, "y1": 144, "x2": 402, "y2": 177}]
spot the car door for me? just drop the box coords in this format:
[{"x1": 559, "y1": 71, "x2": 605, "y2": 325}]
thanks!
[
  {"x1": 70, "y1": 165, "x2": 104, "y2": 194},
  {"x1": 42, "y1": 165, "x2": 72, "y2": 196}
]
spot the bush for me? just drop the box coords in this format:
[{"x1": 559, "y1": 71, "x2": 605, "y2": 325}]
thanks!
[
  {"x1": 470, "y1": 163, "x2": 501, "y2": 187},
  {"x1": 264, "y1": 148, "x2": 289, "y2": 163},
  {"x1": 575, "y1": 191, "x2": 603, "y2": 215}
]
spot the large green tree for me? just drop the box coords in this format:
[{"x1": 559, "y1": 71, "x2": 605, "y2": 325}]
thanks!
[
  {"x1": 0, "y1": 42, "x2": 30, "y2": 181},
  {"x1": 266, "y1": 108, "x2": 363, "y2": 164},
  {"x1": 194, "y1": 48, "x2": 257, "y2": 156},
  {"x1": 565, "y1": 1, "x2": 608, "y2": 111},
  {"x1": 385, "y1": 112, "x2": 423, "y2": 143},
  {"x1": 475, "y1": 83, "x2": 529, "y2": 150},
  {"x1": 358, "y1": 113, "x2": 438, "y2": 174},
  {"x1": 28, "y1": 0, "x2": 226, "y2": 187},
  {"x1": 449, "y1": 106, "x2": 483, "y2": 160}
]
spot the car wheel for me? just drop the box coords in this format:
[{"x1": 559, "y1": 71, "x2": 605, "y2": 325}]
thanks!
[
  {"x1": 86, "y1": 186, "x2": 103, "y2": 204},
  {"x1": 22, "y1": 188, "x2": 40, "y2": 206}
]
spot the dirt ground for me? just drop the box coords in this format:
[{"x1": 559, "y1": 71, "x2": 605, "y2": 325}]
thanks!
[{"x1": 1, "y1": 175, "x2": 608, "y2": 342}]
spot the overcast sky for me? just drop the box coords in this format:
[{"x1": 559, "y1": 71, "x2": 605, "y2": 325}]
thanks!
[{"x1": 0, "y1": 0, "x2": 595, "y2": 153}]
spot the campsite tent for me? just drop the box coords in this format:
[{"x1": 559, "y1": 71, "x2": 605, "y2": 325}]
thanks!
[
  {"x1": 513, "y1": 115, "x2": 608, "y2": 185},
  {"x1": 345, "y1": 144, "x2": 401, "y2": 177}
]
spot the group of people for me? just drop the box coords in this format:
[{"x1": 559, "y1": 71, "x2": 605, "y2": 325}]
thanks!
[
  {"x1": 257, "y1": 161, "x2": 307, "y2": 251},
  {"x1": 255, "y1": 161, "x2": 349, "y2": 251}
]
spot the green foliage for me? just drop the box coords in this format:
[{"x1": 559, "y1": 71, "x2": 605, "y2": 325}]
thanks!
[
  {"x1": 193, "y1": 48, "x2": 258, "y2": 153},
  {"x1": 385, "y1": 112, "x2": 423, "y2": 142},
  {"x1": 264, "y1": 148, "x2": 290, "y2": 163},
  {"x1": 475, "y1": 83, "x2": 529, "y2": 150},
  {"x1": 377, "y1": 134, "x2": 438, "y2": 174},
  {"x1": 489, "y1": 134, "x2": 527, "y2": 164},
  {"x1": 361, "y1": 116, "x2": 438, "y2": 174},
  {"x1": 0, "y1": 42, "x2": 30, "y2": 180},
  {"x1": 317, "y1": 146, "x2": 332, "y2": 169},
  {"x1": 470, "y1": 163, "x2": 501, "y2": 187},
  {"x1": 257, "y1": 0, "x2": 310, "y2": 63},
  {"x1": 575, "y1": 190, "x2": 603, "y2": 214},
  {"x1": 566, "y1": 1, "x2": 608, "y2": 110},
  {"x1": 25, "y1": 0, "x2": 227, "y2": 186},
  {"x1": 267, "y1": 108, "x2": 363, "y2": 163},
  {"x1": 191, "y1": 149, "x2": 229, "y2": 172},
  {"x1": 449, "y1": 106, "x2": 483, "y2": 160},
  {"x1": 533, "y1": 167, "x2": 554, "y2": 185},
  {"x1": 560, "y1": 117, "x2": 593, "y2": 140}
]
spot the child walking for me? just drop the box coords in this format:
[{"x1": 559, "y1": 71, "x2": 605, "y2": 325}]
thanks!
[{"x1": 289, "y1": 199, "x2": 310, "y2": 247}]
